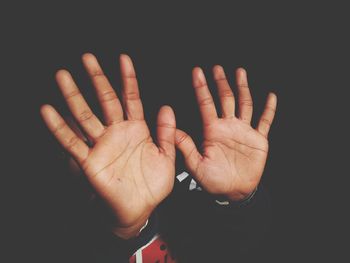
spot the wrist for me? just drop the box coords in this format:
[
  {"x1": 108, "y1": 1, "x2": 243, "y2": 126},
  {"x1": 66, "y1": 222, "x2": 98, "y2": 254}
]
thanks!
[
  {"x1": 111, "y1": 216, "x2": 150, "y2": 240},
  {"x1": 225, "y1": 190, "x2": 253, "y2": 202},
  {"x1": 216, "y1": 187, "x2": 258, "y2": 206}
]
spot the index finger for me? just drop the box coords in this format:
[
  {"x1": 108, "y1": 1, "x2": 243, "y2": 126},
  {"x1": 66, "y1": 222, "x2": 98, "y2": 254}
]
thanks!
[
  {"x1": 120, "y1": 54, "x2": 144, "y2": 121},
  {"x1": 40, "y1": 104, "x2": 89, "y2": 165},
  {"x1": 192, "y1": 67, "x2": 218, "y2": 126}
]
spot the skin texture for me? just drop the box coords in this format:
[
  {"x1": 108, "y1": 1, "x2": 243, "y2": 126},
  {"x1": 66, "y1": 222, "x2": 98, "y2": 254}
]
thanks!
[
  {"x1": 40, "y1": 54, "x2": 277, "y2": 239},
  {"x1": 175, "y1": 66, "x2": 277, "y2": 201}
]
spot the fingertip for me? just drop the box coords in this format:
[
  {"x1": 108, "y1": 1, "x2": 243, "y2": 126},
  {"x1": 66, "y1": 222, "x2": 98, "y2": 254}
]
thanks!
[
  {"x1": 82, "y1": 53, "x2": 100, "y2": 70},
  {"x1": 236, "y1": 67, "x2": 249, "y2": 86},
  {"x1": 120, "y1": 53, "x2": 131, "y2": 63},
  {"x1": 160, "y1": 104, "x2": 174, "y2": 114},
  {"x1": 120, "y1": 53, "x2": 136, "y2": 76},
  {"x1": 192, "y1": 66, "x2": 202, "y2": 75},
  {"x1": 81, "y1": 52, "x2": 95, "y2": 62},
  {"x1": 55, "y1": 69, "x2": 71, "y2": 82},
  {"x1": 268, "y1": 92, "x2": 278, "y2": 104},
  {"x1": 192, "y1": 67, "x2": 206, "y2": 87},
  {"x1": 158, "y1": 105, "x2": 176, "y2": 124},
  {"x1": 40, "y1": 104, "x2": 58, "y2": 125},
  {"x1": 213, "y1": 64, "x2": 223, "y2": 71},
  {"x1": 269, "y1": 91, "x2": 277, "y2": 98},
  {"x1": 40, "y1": 104, "x2": 51, "y2": 116},
  {"x1": 236, "y1": 67, "x2": 246, "y2": 74},
  {"x1": 213, "y1": 65, "x2": 225, "y2": 80}
]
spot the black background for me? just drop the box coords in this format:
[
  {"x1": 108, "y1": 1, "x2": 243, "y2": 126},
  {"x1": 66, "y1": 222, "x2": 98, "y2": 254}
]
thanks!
[{"x1": 4, "y1": 1, "x2": 349, "y2": 262}]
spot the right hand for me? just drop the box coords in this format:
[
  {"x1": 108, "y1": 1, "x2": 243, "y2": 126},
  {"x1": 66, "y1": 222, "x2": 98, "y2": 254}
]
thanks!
[{"x1": 41, "y1": 54, "x2": 176, "y2": 239}]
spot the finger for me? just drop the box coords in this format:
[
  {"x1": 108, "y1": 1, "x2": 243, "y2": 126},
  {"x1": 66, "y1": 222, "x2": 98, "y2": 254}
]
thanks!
[
  {"x1": 157, "y1": 105, "x2": 176, "y2": 161},
  {"x1": 40, "y1": 104, "x2": 89, "y2": 164},
  {"x1": 257, "y1": 92, "x2": 277, "y2": 138},
  {"x1": 65, "y1": 116, "x2": 92, "y2": 146},
  {"x1": 64, "y1": 117, "x2": 88, "y2": 176},
  {"x1": 120, "y1": 54, "x2": 144, "y2": 121},
  {"x1": 56, "y1": 70, "x2": 105, "y2": 141},
  {"x1": 236, "y1": 68, "x2": 253, "y2": 124},
  {"x1": 213, "y1": 65, "x2": 235, "y2": 118},
  {"x1": 175, "y1": 129, "x2": 202, "y2": 173},
  {"x1": 82, "y1": 53, "x2": 124, "y2": 125},
  {"x1": 192, "y1": 67, "x2": 218, "y2": 126}
]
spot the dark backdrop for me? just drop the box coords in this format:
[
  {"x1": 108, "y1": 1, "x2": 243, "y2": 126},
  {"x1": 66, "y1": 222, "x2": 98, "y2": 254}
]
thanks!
[{"x1": 4, "y1": 2, "x2": 348, "y2": 262}]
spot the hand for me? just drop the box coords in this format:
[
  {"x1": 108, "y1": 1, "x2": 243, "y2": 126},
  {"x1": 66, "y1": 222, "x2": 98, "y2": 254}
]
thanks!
[
  {"x1": 175, "y1": 66, "x2": 277, "y2": 201},
  {"x1": 41, "y1": 54, "x2": 176, "y2": 238}
]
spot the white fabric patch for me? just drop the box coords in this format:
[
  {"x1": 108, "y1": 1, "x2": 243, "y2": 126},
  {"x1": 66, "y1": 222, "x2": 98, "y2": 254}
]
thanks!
[
  {"x1": 176, "y1": 171, "x2": 190, "y2": 182},
  {"x1": 215, "y1": 200, "x2": 230, "y2": 205},
  {"x1": 189, "y1": 179, "x2": 197, "y2": 190},
  {"x1": 135, "y1": 248, "x2": 142, "y2": 263},
  {"x1": 133, "y1": 234, "x2": 159, "y2": 263}
]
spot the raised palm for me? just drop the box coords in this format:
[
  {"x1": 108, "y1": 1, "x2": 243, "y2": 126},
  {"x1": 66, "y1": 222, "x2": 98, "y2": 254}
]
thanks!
[
  {"x1": 41, "y1": 54, "x2": 176, "y2": 237},
  {"x1": 84, "y1": 119, "x2": 175, "y2": 227},
  {"x1": 175, "y1": 66, "x2": 277, "y2": 201}
]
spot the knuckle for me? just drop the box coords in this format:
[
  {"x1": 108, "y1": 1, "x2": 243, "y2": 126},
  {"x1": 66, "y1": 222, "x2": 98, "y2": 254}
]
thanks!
[
  {"x1": 64, "y1": 90, "x2": 81, "y2": 100},
  {"x1": 177, "y1": 133, "x2": 189, "y2": 144},
  {"x1": 239, "y1": 99, "x2": 253, "y2": 107},
  {"x1": 100, "y1": 90, "x2": 118, "y2": 103},
  {"x1": 260, "y1": 117, "x2": 272, "y2": 126},
  {"x1": 91, "y1": 69, "x2": 105, "y2": 78},
  {"x1": 53, "y1": 121, "x2": 67, "y2": 135},
  {"x1": 158, "y1": 123, "x2": 175, "y2": 129},
  {"x1": 237, "y1": 84, "x2": 249, "y2": 89},
  {"x1": 66, "y1": 136, "x2": 79, "y2": 150},
  {"x1": 77, "y1": 110, "x2": 94, "y2": 122},
  {"x1": 266, "y1": 105, "x2": 276, "y2": 113},
  {"x1": 194, "y1": 82, "x2": 207, "y2": 89},
  {"x1": 79, "y1": 158, "x2": 89, "y2": 172},
  {"x1": 219, "y1": 89, "x2": 234, "y2": 98},
  {"x1": 199, "y1": 97, "x2": 214, "y2": 106},
  {"x1": 124, "y1": 90, "x2": 140, "y2": 101},
  {"x1": 159, "y1": 138, "x2": 173, "y2": 146},
  {"x1": 124, "y1": 75, "x2": 137, "y2": 80},
  {"x1": 215, "y1": 76, "x2": 227, "y2": 82}
]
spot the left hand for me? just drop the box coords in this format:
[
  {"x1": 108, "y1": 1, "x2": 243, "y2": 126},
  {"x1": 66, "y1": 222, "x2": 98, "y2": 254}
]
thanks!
[{"x1": 175, "y1": 66, "x2": 277, "y2": 201}]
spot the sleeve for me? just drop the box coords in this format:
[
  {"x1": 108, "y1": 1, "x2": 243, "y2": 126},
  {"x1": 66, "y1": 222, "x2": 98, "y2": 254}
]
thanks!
[
  {"x1": 90, "y1": 169, "x2": 271, "y2": 262},
  {"x1": 92, "y1": 210, "x2": 159, "y2": 263},
  {"x1": 156, "y1": 170, "x2": 272, "y2": 262},
  {"x1": 211, "y1": 184, "x2": 272, "y2": 254}
]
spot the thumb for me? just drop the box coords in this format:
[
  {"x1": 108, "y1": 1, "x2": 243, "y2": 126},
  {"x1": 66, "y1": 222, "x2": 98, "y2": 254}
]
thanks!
[
  {"x1": 156, "y1": 105, "x2": 176, "y2": 161},
  {"x1": 175, "y1": 129, "x2": 202, "y2": 173}
]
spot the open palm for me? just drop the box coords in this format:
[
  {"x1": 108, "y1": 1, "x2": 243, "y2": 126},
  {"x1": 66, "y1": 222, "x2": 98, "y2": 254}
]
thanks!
[
  {"x1": 41, "y1": 54, "x2": 176, "y2": 236},
  {"x1": 175, "y1": 66, "x2": 277, "y2": 201}
]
